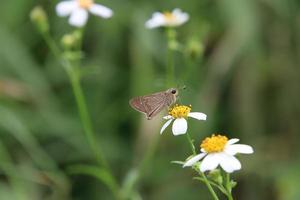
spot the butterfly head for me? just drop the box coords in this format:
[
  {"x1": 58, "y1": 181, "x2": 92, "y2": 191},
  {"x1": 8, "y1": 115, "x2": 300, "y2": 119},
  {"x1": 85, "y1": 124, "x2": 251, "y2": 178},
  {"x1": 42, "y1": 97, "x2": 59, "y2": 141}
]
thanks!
[{"x1": 167, "y1": 88, "x2": 179, "y2": 96}]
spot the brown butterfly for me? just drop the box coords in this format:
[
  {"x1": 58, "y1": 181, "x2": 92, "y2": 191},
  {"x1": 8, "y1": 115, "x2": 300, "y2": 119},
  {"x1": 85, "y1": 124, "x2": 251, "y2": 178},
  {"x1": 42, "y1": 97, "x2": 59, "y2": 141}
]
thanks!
[{"x1": 129, "y1": 88, "x2": 178, "y2": 120}]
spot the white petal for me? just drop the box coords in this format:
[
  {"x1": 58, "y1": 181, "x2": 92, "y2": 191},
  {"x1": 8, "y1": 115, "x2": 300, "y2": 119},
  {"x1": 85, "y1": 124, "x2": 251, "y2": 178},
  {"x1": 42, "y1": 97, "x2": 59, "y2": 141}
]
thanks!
[
  {"x1": 219, "y1": 153, "x2": 241, "y2": 173},
  {"x1": 177, "y1": 13, "x2": 189, "y2": 24},
  {"x1": 200, "y1": 153, "x2": 220, "y2": 172},
  {"x1": 56, "y1": 1, "x2": 78, "y2": 16},
  {"x1": 172, "y1": 118, "x2": 187, "y2": 136},
  {"x1": 69, "y1": 9, "x2": 88, "y2": 27},
  {"x1": 183, "y1": 153, "x2": 206, "y2": 167},
  {"x1": 172, "y1": 8, "x2": 183, "y2": 15},
  {"x1": 145, "y1": 13, "x2": 165, "y2": 29},
  {"x1": 89, "y1": 4, "x2": 113, "y2": 18},
  {"x1": 160, "y1": 119, "x2": 173, "y2": 134},
  {"x1": 163, "y1": 115, "x2": 173, "y2": 120},
  {"x1": 188, "y1": 112, "x2": 207, "y2": 120},
  {"x1": 227, "y1": 138, "x2": 240, "y2": 145},
  {"x1": 225, "y1": 144, "x2": 254, "y2": 155},
  {"x1": 171, "y1": 8, "x2": 189, "y2": 26}
]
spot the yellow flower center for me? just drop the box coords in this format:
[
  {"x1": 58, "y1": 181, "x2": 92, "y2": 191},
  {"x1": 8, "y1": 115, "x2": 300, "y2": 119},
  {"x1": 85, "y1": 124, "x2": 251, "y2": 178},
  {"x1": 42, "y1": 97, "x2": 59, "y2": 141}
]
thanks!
[
  {"x1": 201, "y1": 134, "x2": 228, "y2": 153},
  {"x1": 168, "y1": 104, "x2": 191, "y2": 118},
  {"x1": 78, "y1": 0, "x2": 93, "y2": 9},
  {"x1": 163, "y1": 12, "x2": 175, "y2": 22}
]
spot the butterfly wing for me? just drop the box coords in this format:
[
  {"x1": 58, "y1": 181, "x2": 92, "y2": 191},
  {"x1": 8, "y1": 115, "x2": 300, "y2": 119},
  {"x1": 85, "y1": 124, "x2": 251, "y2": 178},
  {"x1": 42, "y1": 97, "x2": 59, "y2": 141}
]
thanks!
[
  {"x1": 146, "y1": 99, "x2": 167, "y2": 119},
  {"x1": 129, "y1": 92, "x2": 167, "y2": 120}
]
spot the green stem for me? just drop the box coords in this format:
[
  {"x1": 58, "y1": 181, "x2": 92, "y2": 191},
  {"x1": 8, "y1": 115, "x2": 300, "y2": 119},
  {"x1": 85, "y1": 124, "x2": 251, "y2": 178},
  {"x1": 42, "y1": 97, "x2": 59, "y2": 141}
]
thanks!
[
  {"x1": 200, "y1": 172, "x2": 220, "y2": 200},
  {"x1": 185, "y1": 134, "x2": 219, "y2": 200},
  {"x1": 66, "y1": 66, "x2": 107, "y2": 167},
  {"x1": 166, "y1": 28, "x2": 176, "y2": 87},
  {"x1": 40, "y1": 30, "x2": 121, "y2": 198},
  {"x1": 186, "y1": 132, "x2": 196, "y2": 155},
  {"x1": 65, "y1": 60, "x2": 122, "y2": 199},
  {"x1": 43, "y1": 29, "x2": 107, "y2": 167},
  {"x1": 226, "y1": 173, "x2": 234, "y2": 200},
  {"x1": 194, "y1": 177, "x2": 228, "y2": 195},
  {"x1": 42, "y1": 32, "x2": 62, "y2": 60}
]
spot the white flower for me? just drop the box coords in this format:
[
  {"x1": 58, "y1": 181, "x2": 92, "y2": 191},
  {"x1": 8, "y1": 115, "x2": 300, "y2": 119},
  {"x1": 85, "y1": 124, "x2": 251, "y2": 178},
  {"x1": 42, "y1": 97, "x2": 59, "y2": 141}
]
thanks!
[
  {"x1": 160, "y1": 105, "x2": 206, "y2": 136},
  {"x1": 56, "y1": 0, "x2": 113, "y2": 27},
  {"x1": 183, "y1": 135, "x2": 254, "y2": 173},
  {"x1": 145, "y1": 8, "x2": 189, "y2": 29}
]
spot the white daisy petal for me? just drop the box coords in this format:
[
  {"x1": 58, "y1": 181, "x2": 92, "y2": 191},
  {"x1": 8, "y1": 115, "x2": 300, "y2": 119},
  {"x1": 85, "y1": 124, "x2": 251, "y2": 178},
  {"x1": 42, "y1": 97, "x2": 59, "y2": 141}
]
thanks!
[
  {"x1": 89, "y1": 4, "x2": 113, "y2": 18},
  {"x1": 200, "y1": 153, "x2": 220, "y2": 172},
  {"x1": 171, "y1": 8, "x2": 189, "y2": 25},
  {"x1": 178, "y1": 13, "x2": 189, "y2": 24},
  {"x1": 56, "y1": 1, "x2": 78, "y2": 16},
  {"x1": 183, "y1": 153, "x2": 206, "y2": 167},
  {"x1": 226, "y1": 144, "x2": 254, "y2": 155},
  {"x1": 227, "y1": 138, "x2": 240, "y2": 145},
  {"x1": 153, "y1": 12, "x2": 164, "y2": 18},
  {"x1": 188, "y1": 112, "x2": 207, "y2": 120},
  {"x1": 145, "y1": 13, "x2": 165, "y2": 29},
  {"x1": 69, "y1": 8, "x2": 88, "y2": 27},
  {"x1": 219, "y1": 153, "x2": 241, "y2": 173},
  {"x1": 172, "y1": 118, "x2": 187, "y2": 136},
  {"x1": 160, "y1": 119, "x2": 173, "y2": 134},
  {"x1": 172, "y1": 8, "x2": 182, "y2": 15},
  {"x1": 163, "y1": 115, "x2": 173, "y2": 120}
]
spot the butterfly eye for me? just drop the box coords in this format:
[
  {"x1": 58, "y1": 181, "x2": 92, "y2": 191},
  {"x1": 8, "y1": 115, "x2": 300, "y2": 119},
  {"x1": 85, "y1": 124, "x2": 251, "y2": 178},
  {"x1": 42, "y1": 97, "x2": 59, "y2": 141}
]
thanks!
[{"x1": 171, "y1": 89, "x2": 177, "y2": 94}]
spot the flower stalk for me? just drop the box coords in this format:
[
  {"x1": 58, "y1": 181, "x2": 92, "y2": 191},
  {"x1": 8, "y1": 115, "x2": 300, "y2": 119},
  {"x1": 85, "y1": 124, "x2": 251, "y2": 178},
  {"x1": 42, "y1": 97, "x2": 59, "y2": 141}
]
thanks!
[
  {"x1": 33, "y1": 21, "x2": 121, "y2": 197},
  {"x1": 200, "y1": 171, "x2": 220, "y2": 200},
  {"x1": 166, "y1": 28, "x2": 176, "y2": 87},
  {"x1": 66, "y1": 66, "x2": 107, "y2": 167},
  {"x1": 185, "y1": 132, "x2": 219, "y2": 200},
  {"x1": 225, "y1": 173, "x2": 234, "y2": 200},
  {"x1": 186, "y1": 132, "x2": 196, "y2": 155}
]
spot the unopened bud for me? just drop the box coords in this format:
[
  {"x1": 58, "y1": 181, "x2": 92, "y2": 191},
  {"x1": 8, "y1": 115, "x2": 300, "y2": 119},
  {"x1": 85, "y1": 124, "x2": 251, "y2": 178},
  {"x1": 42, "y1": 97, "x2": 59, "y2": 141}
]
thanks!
[
  {"x1": 185, "y1": 39, "x2": 204, "y2": 60},
  {"x1": 61, "y1": 30, "x2": 83, "y2": 50},
  {"x1": 61, "y1": 34, "x2": 77, "y2": 49},
  {"x1": 30, "y1": 6, "x2": 49, "y2": 33},
  {"x1": 230, "y1": 180, "x2": 237, "y2": 188},
  {"x1": 208, "y1": 169, "x2": 223, "y2": 185}
]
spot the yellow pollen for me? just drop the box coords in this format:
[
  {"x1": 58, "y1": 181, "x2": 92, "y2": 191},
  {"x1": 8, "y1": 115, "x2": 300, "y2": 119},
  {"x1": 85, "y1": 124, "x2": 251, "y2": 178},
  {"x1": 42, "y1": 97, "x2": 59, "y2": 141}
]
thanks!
[
  {"x1": 168, "y1": 104, "x2": 191, "y2": 118},
  {"x1": 200, "y1": 134, "x2": 228, "y2": 153},
  {"x1": 163, "y1": 11, "x2": 175, "y2": 21},
  {"x1": 78, "y1": 0, "x2": 93, "y2": 9}
]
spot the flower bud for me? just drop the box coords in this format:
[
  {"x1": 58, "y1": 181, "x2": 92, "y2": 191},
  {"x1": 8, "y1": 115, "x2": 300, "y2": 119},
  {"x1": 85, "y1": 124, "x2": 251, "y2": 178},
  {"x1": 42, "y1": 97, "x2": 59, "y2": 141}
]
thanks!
[
  {"x1": 208, "y1": 169, "x2": 223, "y2": 185},
  {"x1": 61, "y1": 34, "x2": 77, "y2": 49},
  {"x1": 30, "y1": 6, "x2": 49, "y2": 33},
  {"x1": 61, "y1": 30, "x2": 83, "y2": 50},
  {"x1": 230, "y1": 180, "x2": 237, "y2": 188},
  {"x1": 185, "y1": 38, "x2": 204, "y2": 60}
]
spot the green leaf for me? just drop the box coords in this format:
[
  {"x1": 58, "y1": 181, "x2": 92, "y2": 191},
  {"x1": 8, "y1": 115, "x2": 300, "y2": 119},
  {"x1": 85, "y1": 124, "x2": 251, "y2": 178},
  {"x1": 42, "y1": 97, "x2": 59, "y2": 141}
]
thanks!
[
  {"x1": 67, "y1": 164, "x2": 119, "y2": 195},
  {"x1": 230, "y1": 180, "x2": 237, "y2": 188},
  {"x1": 208, "y1": 169, "x2": 223, "y2": 185}
]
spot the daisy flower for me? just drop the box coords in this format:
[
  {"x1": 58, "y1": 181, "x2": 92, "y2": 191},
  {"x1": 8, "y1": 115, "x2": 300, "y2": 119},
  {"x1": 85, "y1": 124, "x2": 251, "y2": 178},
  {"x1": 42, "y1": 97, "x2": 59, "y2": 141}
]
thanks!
[
  {"x1": 160, "y1": 105, "x2": 207, "y2": 136},
  {"x1": 183, "y1": 134, "x2": 254, "y2": 173},
  {"x1": 145, "y1": 8, "x2": 189, "y2": 29},
  {"x1": 56, "y1": 0, "x2": 113, "y2": 27}
]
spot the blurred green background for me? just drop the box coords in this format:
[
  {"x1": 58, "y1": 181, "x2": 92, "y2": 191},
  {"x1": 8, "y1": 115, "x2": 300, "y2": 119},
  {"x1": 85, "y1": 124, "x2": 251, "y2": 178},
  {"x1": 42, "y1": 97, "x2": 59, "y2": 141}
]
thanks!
[{"x1": 0, "y1": 0, "x2": 300, "y2": 199}]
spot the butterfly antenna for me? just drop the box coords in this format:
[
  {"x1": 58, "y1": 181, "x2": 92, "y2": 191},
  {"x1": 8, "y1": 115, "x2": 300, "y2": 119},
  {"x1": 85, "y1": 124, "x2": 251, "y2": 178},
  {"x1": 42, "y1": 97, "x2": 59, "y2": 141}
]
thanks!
[{"x1": 177, "y1": 84, "x2": 186, "y2": 91}]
